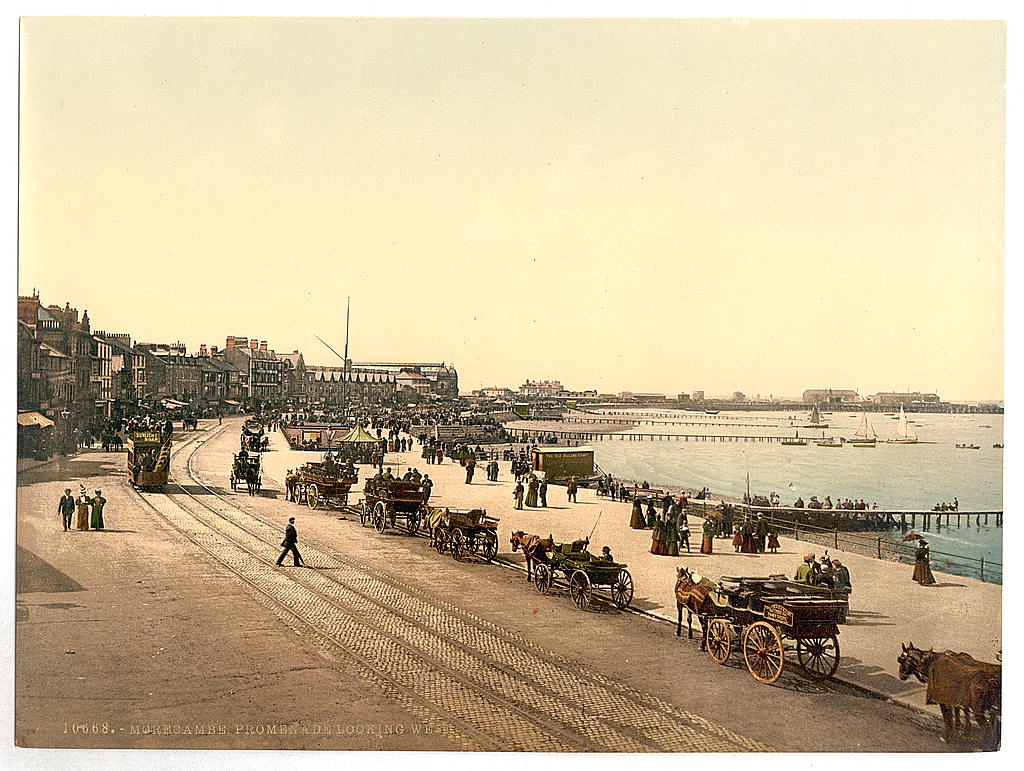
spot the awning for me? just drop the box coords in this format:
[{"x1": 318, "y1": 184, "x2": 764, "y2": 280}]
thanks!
[
  {"x1": 338, "y1": 424, "x2": 380, "y2": 443},
  {"x1": 224, "y1": 399, "x2": 241, "y2": 406},
  {"x1": 17, "y1": 411, "x2": 55, "y2": 428},
  {"x1": 161, "y1": 398, "x2": 191, "y2": 408}
]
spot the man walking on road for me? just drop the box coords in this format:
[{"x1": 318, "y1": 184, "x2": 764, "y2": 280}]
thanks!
[
  {"x1": 58, "y1": 488, "x2": 75, "y2": 532},
  {"x1": 276, "y1": 517, "x2": 304, "y2": 567}
]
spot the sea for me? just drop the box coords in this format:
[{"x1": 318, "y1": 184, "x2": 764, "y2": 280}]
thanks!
[{"x1": 581, "y1": 409, "x2": 1003, "y2": 582}]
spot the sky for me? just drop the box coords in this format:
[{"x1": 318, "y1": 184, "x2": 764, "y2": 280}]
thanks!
[{"x1": 18, "y1": 17, "x2": 1005, "y2": 401}]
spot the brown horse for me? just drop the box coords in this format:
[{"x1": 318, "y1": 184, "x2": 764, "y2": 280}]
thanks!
[
  {"x1": 898, "y1": 642, "x2": 1001, "y2": 747},
  {"x1": 510, "y1": 531, "x2": 554, "y2": 582},
  {"x1": 674, "y1": 566, "x2": 718, "y2": 649}
]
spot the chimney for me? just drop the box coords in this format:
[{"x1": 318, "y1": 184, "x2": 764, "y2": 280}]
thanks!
[
  {"x1": 250, "y1": 339, "x2": 259, "y2": 350},
  {"x1": 210, "y1": 345, "x2": 219, "y2": 355},
  {"x1": 260, "y1": 341, "x2": 267, "y2": 351},
  {"x1": 17, "y1": 296, "x2": 40, "y2": 327},
  {"x1": 199, "y1": 344, "x2": 207, "y2": 356},
  {"x1": 226, "y1": 336, "x2": 236, "y2": 348}
]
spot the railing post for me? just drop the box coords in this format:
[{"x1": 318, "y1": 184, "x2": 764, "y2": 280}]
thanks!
[
  {"x1": 834, "y1": 528, "x2": 839, "y2": 549},
  {"x1": 877, "y1": 536, "x2": 882, "y2": 559},
  {"x1": 980, "y1": 557, "x2": 985, "y2": 582}
]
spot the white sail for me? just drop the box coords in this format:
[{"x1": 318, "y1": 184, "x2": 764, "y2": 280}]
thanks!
[
  {"x1": 854, "y1": 413, "x2": 877, "y2": 441},
  {"x1": 808, "y1": 405, "x2": 821, "y2": 424},
  {"x1": 896, "y1": 406, "x2": 918, "y2": 440}
]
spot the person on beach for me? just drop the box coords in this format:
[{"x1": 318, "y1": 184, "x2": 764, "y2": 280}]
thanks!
[
  {"x1": 435, "y1": 447, "x2": 444, "y2": 465},
  {"x1": 422, "y1": 474, "x2": 432, "y2": 504},
  {"x1": 700, "y1": 518, "x2": 715, "y2": 554},
  {"x1": 629, "y1": 499, "x2": 646, "y2": 529},
  {"x1": 650, "y1": 516, "x2": 669, "y2": 555},
  {"x1": 767, "y1": 529, "x2": 780, "y2": 553},
  {"x1": 732, "y1": 526, "x2": 743, "y2": 552},
  {"x1": 795, "y1": 555, "x2": 815, "y2": 584},
  {"x1": 567, "y1": 478, "x2": 578, "y2": 502},
  {"x1": 539, "y1": 478, "x2": 548, "y2": 507},
  {"x1": 276, "y1": 517, "x2": 304, "y2": 567},
  {"x1": 666, "y1": 514, "x2": 679, "y2": 557},
  {"x1": 464, "y1": 458, "x2": 476, "y2": 484},
  {"x1": 754, "y1": 516, "x2": 769, "y2": 553},
  {"x1": 913, "y1": 540, "x2": 936, "y2": 585},
  {"x1": 645, "y1": 500, "x2": 658, "y2": 528},
  {"x1": 526, "y1": 476, "x2": 539, "y2": 507},
  {"x1": 89, "y1": 490, "x2": 106, "y2": 530},
  {"x1": 833, "y1": 560, "x2": 852, "y2": 592},
  {"x1": 662, "y1": 493, "x2": 673, "y2": 517},
  {"x1": 58, "y1": 488, "x2": 75, "y2": 532},
  {"x1": 679, "y1": 522, "x2": 691, "y2": 553},
  {"x1": 513, "y1": 481, "x2": 525, "y2": 510},
  {"x1": 75, "y1": 488, "x2": 90, "y2": 530},
  {"x1": 740, "y1": 520, "x2": 757, "y2": 553}
]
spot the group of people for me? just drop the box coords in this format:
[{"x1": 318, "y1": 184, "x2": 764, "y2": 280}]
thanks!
[
  {"x1": 932, "y1": 499, "x2": 959, "y2": 512},
  {"x1": 792, "y1": 495, "x2": 876, "y2": 511},
  {"x1": 794, "y1": 552, "x2": 853, "y2": 591},
  {"x1": 628, "y1": 494, "x2": 700, "y2": 557},
  {"x1": 512, "y1": 474, "x2": 549, "y2": 509},
  {"x1": 57, "y1": 486, "x2": 107, "y2": 531},
  {"x1": 730, "y1": 516, "x2": 780, "y2": 554}
]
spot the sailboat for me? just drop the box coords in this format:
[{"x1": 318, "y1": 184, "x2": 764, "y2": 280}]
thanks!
[
  {"x1": 804, "y1": 404, "x2": 828, "y2": 428},
  {"x1": 849, "y1": 413, "x2": 877, "y2": 447},
  {"x1": 886, "y1": 406, "x2": 918, "y2": 444}
]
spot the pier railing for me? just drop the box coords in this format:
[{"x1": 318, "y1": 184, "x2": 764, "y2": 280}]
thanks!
[{"x1": 739, "y1": 511, "x2": 1003, "y2": 584}]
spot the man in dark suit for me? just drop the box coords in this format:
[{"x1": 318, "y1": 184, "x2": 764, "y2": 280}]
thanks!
[
  {"x1": 276, "y1": 517, "x2": 304, "y2": 567},
  {"x1": 58, "y1": 488, "x2": 75, "y2": 531}
]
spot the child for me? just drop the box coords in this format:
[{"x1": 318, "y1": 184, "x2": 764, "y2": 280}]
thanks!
[
  {"x1": 732, "y1": 526, "x2": 743, "y2": 552},
  {"x1": 767, "y1": 529, "x2": 780, "y2": 553}
]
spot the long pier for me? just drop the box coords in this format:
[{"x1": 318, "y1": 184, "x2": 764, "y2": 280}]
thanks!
[
  {"x1": 733, "y1": 503, "x2": 1003, "y2": 529},
  {"x1": 512, "y1": 427, "x2": 822, "y2": 444},
  {"x1": 564, "y1": 416, "x2": 787, "y2": 429}
]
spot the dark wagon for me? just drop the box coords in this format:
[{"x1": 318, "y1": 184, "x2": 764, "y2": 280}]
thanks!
[
  {"x1": 294, "y1": 461, "x2": 358, "y2": 510},
  {"x1": 360, "y1": 478, "x2": 427, "y2": 534},
  {"x1": 533, "y1": 538, "x2": 634, "y2": 610},
  {"x1": 427, "y1": 507, "x2": 499, "y2": 561}
]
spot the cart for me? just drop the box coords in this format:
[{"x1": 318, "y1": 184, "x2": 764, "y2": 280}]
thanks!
[
  {"x1": 294, "y1": 461, "x2": 358, "y2": 509},
  {"x1": 533, "y1": 538, "x2": 634, "y2": 610},
  {"x1": 360, "y1": 477, "x2": 427, "y2": 534},
  {"x1": 696, "y1": 575, "x2": 845, "y2": 684},
  {"x1": 230, "y1": 453, "x2": 262, "y2": 494},
  {"x1": 427, "y1": 507, "x2": 499, "y2": 561}
]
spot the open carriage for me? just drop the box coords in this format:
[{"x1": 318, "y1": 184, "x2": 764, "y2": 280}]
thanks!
[
  {"x1": 360, "y1": 477, "x2": 428, "y2": 534},
  {"x1": 294, "y1": 461, "x2": 358, "y2": 510},
  {"x1": 534, "y1": 538, "x2": 634, "y2": 610},
  {"x1": 230, "y1": 453, "x2": 262, "y2": 495},
  {"x1": 427, "y1": 507, "x2": 499, "y2": 561},
  {"x1": 676, "y1": 571, "x2": 846, "y2": 684}
]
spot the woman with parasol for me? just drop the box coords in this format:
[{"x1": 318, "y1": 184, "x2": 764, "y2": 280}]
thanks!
[{"x1": 903, "y1": 534, "x2": 936, "y2": 585}]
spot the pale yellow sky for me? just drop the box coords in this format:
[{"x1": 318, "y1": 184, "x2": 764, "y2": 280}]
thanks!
[{"x1": 19, "y1": 18, "x2": 1005, "y2": 400}]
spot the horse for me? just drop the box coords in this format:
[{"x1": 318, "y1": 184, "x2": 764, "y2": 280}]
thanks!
[
  {"x1": 285, "y1": 472, "x2": 300, "y2": 502},
  {"x1": 510, "y1": 531, "x2": 554, "y2": 582},
  {"x1": 674, "y1": 566, "x2": 719, "y2": 650},
  {"x1": 245, "y1": 463, "x2": 260, "y2": 496},
  {"x1": 898, "y1": 642, "x2": 1001, "y2": 747}
]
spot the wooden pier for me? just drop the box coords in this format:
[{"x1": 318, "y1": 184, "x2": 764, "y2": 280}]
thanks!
[{"x1": 512, "y1": 427, "x2": 821, "y2": 444}]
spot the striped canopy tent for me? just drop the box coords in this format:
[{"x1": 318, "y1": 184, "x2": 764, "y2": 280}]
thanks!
[
  {"x1": 334, "y1": 424, "x2": 380, "y2": 464},
  {"x1": 338, "y1": 424, "x2": 379, "y2": 443}
]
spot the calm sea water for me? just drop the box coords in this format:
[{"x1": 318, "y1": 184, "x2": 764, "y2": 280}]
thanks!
[{"x1": 586, "y1": 409, "x2": 1003, "y2": 576}]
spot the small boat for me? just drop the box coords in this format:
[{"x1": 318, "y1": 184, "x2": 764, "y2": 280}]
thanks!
[
  {"x1": 993, "y1": 443, "x2": 1004, "y2": 448},
  {"x1": 705, "y1": 410, "x2": 720, "y2": 415},
  {"x1": 980, "y1": 425, "x2": 992, "y2": 428},
  {"x1": 849, "y1": 413, "x2": 877, "y2": 447},
  {"x1": 955, "y1": 444, "x2": 980, "y2": 450},
  {"x1": 816, "y1": 439, "x2": 842, "y2": 447},
  {"x1": 804, "y1": 405, "x2": 828, "y2": 429},
  {"x1": 886, "y1": 406, "x2": 918, "y2": 444},
  {"x1": 781, "y1": 439, "x2": 808, "y2": 446}
]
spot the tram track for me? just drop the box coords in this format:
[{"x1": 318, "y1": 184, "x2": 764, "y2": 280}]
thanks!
[{"x1": 124, "y1": 424, "x2": 772, "y2": 752}]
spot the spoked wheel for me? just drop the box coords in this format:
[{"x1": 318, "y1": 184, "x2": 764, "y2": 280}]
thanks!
[
  {"x1": 743, "y1": 621, "x2": 785, "y2": 684},
  {"x1": 534, "y1": 564, "x2": 552, "y2": 594},
  {"x1": 373, "y1": 501, "x2": 388, "y2": 534},
  {"x1": 706, "y1": 618, "x2": 732, "y2": 665},
  {"x1": 481, "y1": 533, "x2": 498, "y2": 562},
  {"x1": 435, "y1": 530, "x2": 449, "y2": 554},
  {"x1": 451, "y1": 528, "x2": 465, "y2": 560},
  {"x1": 568, "y1": 570, "x2": 593, "y2": 610},
  {"x1": 796, "y1": 635, "x2": 841, "y2": 680},
  {"x1": 406, "y1": 511, "x2": 420, "y2": 535},
  {"x1": 307, "y1": 483, "x2": 320, "y2": 510},
  {"x1": 611, "y1": 569, "x2": 634, "y2": 609},
  {"x1": 359, "y1": 501, "x2": 370, "y2": 527}
]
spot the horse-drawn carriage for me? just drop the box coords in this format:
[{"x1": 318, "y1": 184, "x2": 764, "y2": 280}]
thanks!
[
  {"x1": 241, "y1": 420, "x2": 266, "y2": 452},
  {"x1": 230, "y1": 453, "x2": 262, "y2": 495},
  {"x1": 511, "y1": 533, "x2": 634, "y2": 611},
  {"x1": 427, "y1": 507, "x2": 499, "y2": 561},
  {"x1": 675, "y1": 569, "x2": 845, "y2": 684},
  {"x1": 360, "y1": 477, "x2": 428, "y2": 534},
  {"x1": 291, "y1": 461, "x2": 358, "y2": 510}
]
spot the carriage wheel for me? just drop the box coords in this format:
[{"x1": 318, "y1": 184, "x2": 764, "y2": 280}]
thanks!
[
  {"x1": 307, "y1": 483, "x2": 320, "y2": 510},
  {"x1": 534, "y1": 564, "x2": 552, "y2": 594},
  {"x1": 451, "y1": 528, "x2": 465, "y2": 560},
  {"x1": 568, "y1": 570, "x2": 593, "y2": 610},
  {"x1": 481, "y1": 533, "x2": 498, "y2": 562},
  {"x1": 359, "y1": 501, "x2": 370, "y2": 527},
  {"x1": 707, "y1": 618, "x2": 732, "y2": 665},
  {"x1": 610, "y1": 569, "x2": 634, "y2": 609},
  {"x1": 796, "y1": 635, "x2": 840, "y2": 680},
  {"x1": 406, "y1": 511, "x2": 420, "y2": 535},
  {"x1": 435, "y1": 530, "x2": 449, "y2": 554},
  {"x1": 373, "y1": 501, "x2": 388, "y2": 534},
  {"x1": 743, "y1": 621, "x2": 785, "y2": 684}
]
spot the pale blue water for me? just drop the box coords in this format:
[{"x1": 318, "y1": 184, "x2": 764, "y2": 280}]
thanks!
[{"x1": 586, "y1": 409, "x2": 1003, "y2": 579}]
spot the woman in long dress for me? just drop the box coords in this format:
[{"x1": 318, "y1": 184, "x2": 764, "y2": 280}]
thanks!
[
  {"x1": 525, "y1": 477, "x2": 539, "y2": 507},
  {"x1": 645, "y1": 501, "x2": 658, "y2": 528},
  {"x1": 700, "y1": 518, "x2": 715, "y2": 554},
  {"x1": 913, "y1": 540, "x2": 936, "y2": 585},
  {"x1": 740, "y1": 520, "x2": 758, "y2": 553},
  {"x1": 666, "y1": 516, "x2": 679, "y2": 557},
  {"x1": 75, "y1": 491, "x2": 90, "y2": 530},
  {"x1": 89, "y1": 490, "x2": 106, "y2": 530},
  {"x1": 629, "y1": 499, "x2": 646, "y2": 529},
  {"x1": 650, "y1": 517, "x2": 668, "y2": 555}
]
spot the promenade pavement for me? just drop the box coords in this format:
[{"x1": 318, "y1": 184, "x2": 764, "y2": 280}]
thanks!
[{"x1": 260, "y1": 430, "x2": 1001, "y2": 719}]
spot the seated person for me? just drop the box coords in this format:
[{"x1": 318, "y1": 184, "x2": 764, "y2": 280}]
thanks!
[
  {"x1": 596, "y1": 546, "x2": 614, "y2": 563},
  {"x1": 793, "y1": 497, "x2": 805, "y2": 508}
]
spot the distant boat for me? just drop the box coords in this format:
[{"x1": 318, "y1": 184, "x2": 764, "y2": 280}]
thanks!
[
  {"x1": 804, "y1": 405, "x2": 828, "y2": 428},
  {"x1": 705, "y1": 410, "x2": 719, "y2": 415},
  {"x1": 849, "y1": 413, "x2": 877, "y2": 447},
  {"x1": 816, "y1": 439, "x2": 842, "y2": 447},
  {"x1": 980, "y1": 425, "x2": 992, "y2": 428},
  {"x1": 886, "y1": 406, "x2": 919, "y2": 444},
  {"x1": 955, "y1": 444, "x2": 981, "y2": 450},
  {"x1": 781, "y1": 438, "x2": 808, "y2": 446},
  {"x1": 993, "y1": 443, "x2": 1004, "y2": 449}
]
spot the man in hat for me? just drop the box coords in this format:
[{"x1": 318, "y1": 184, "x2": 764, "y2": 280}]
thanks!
[
  {"x1": 276, "y1": 517, "x2": 304, "y2": 567},
  {"x1": 57, "y1": 488, "x2": 75, "y2": 532},
  {"x1": 833, "y1": 559, "x2": 852, "y2": 592},
  {"x1": 795, "y1": 555, "x2": 816, "y2": 584}
]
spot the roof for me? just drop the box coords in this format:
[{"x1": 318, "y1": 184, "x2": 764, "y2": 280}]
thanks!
[
  {"x1": 338, "y1": 424, "x2": 379, "y2": 443},
  {"x1": 39, "y1": 342, "x2": 68, "y2": 358},
  {"x1": 397, "y1": 370, "x2": 429, "y2": 380},
  {"x1": 18, "y1": 411, "x2": 55, "y2": 428},
  {"x1": 531, "y1": 446, "x2": 595, "y2": 454}
]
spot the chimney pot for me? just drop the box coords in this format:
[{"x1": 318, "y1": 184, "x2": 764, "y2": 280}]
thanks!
[{"x1": 250, "y1": 339, "x2": 259, "y2": 350}]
